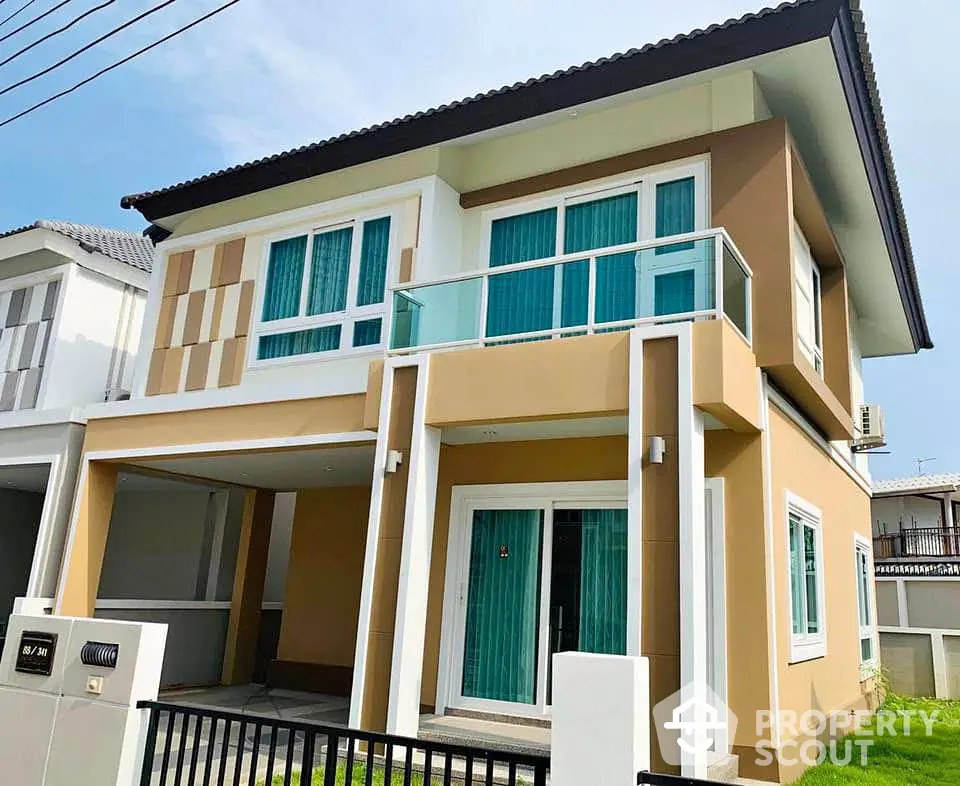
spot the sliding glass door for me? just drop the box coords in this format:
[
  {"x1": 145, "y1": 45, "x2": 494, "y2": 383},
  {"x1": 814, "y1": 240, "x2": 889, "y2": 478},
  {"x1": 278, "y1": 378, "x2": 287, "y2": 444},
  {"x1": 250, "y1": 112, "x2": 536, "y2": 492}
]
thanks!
[{"x1": 455, "y1": 499, "x2": 627, "y2": 715}]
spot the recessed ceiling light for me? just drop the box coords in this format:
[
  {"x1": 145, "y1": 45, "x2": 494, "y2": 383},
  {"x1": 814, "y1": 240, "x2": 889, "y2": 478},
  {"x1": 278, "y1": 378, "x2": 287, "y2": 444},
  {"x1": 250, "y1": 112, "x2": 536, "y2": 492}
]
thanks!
[
  {"x1": 322, "y1": 466, "x2": 335, "y2": 472},
  {"x1": 239, "y1": 473, "x2": 249, "y2": 479},
  {"x1": 481, "y1": 429, "x2": 498, "y2": 440}
]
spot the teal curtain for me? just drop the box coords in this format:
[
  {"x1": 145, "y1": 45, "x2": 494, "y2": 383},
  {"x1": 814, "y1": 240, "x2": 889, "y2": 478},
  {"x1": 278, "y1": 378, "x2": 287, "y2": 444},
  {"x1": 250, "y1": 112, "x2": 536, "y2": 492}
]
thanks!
[
  {"x1": 654, "y1": 269, "x2": 695, "y2": 316},
  {"x1": 257, "y1": 325, "x2": 341, "y2": 360},
  {"x1": 656, "y1": 177, "x2": 696, "y2": 254},
  {"x1": 560, "y1": 261, "x2": 589, "y2": 328},
  {"x1": 262, "y1": 236, "x2": 307, "y2": 321},
  {"x1": 356, "y1": 217, "x2": 391, "y2": 307},
  {"x1": 486, "y1": 209, "x2": 557, "y2": 338},
  {"x1": 352, "y1": 318, "x2": 382, "y2": 347},
  {"x1": 578, "y1": 509, "x2": 628, "y2": 655},
  {"x1": 462, "y1": 509, "x2": 543, "y2": 704},
  {"x1": 565, "y1": 193, "x2": 638, "y2": 325},
  {"x1": 306, "y1": 227, "x2": 353, "y2": 316}
]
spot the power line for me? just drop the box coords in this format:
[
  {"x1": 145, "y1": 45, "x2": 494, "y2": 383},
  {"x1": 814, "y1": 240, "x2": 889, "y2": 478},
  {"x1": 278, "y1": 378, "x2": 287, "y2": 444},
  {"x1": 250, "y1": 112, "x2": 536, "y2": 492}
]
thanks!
[
  {"x1": 0, "y1": 0, "x2": 75, "y2": 45},
  {"x1": 0, "y1": 0, "x2": 180, "y2": 99},
  {"x1": 0, "y1": 0, "x2": 242, "y2": 129},
  {"x1": 1, "y1": 1, "x2": 118, "y2": 70},
  {"x1": 0, "y1": 0, "x2": 40, "y2": 29}
]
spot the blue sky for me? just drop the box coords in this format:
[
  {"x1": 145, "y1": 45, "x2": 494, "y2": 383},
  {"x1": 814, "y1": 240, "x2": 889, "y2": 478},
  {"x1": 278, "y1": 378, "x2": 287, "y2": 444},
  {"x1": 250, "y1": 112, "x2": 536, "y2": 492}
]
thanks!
[{"x1": 0, "y1": 0, "x2": 949, "y2": 479}]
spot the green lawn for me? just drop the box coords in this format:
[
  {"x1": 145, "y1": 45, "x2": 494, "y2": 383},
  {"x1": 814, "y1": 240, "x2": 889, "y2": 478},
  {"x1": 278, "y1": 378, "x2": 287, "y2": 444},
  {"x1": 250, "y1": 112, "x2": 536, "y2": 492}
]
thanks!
[
  {"x1": 263, "y1": 761, "x2": 425, "y2": 785},
  {"x1": 796, "y1": 696, "x2": 960, "y2": 785}
]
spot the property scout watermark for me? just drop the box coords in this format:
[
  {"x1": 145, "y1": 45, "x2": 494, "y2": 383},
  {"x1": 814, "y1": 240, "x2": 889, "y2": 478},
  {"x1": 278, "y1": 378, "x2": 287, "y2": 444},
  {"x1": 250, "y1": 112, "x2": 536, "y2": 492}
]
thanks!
[{"x1": 652, "y1": 684, "x2": 939, "y2": 769}]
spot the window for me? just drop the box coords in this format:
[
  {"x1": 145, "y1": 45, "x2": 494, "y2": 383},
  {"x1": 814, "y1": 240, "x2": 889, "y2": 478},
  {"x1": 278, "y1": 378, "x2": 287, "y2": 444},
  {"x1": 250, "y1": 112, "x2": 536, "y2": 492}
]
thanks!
[
  {"x1": 793, "y1": 226, "x2": 823, "y2": 376},
  {"x1": 254, "y1": 213, "x2": 393, "y2": 361},
  {"x1": 787, "y1": 494, "x2": 826, "y2": 662},
  {"x1": 481, "y1": 161, "x2": 708, "y2": 340},
  {"x1": 855, "y1": 537, "x2": 876, "y2": 669}
]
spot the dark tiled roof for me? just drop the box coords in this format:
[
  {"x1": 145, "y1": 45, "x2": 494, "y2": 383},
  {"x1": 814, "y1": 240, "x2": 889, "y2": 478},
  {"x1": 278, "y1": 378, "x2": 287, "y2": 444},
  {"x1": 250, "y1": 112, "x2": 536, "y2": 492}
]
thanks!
[
  {"x1": 0, "y1": 220, "x2": 155, "y2": 273},
  {"x1": 120, "y1": 0, "x2": 812, "y2": 211}
]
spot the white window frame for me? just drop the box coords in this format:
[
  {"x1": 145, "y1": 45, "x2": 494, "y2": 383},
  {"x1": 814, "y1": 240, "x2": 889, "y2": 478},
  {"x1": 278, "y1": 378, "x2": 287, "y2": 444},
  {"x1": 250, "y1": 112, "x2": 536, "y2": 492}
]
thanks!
[
  {"x1": 436, "y1": 481, "x2": 628, "y2": 719},
  {"x1": 476, "y1": 158, "x2": 711, "y2": 332},
  {"x1": 793, "y1": 225, "x2": 824, "y2": 377},
  {"x1": 854, "y1": 534, "x2": 878, "y2": 675},
  {"x1": 248, "y1": 205, "x2": 401, "y2": 368},
  {"x1": 786, "y1": 492, "x2": 827, "y2": 663}
]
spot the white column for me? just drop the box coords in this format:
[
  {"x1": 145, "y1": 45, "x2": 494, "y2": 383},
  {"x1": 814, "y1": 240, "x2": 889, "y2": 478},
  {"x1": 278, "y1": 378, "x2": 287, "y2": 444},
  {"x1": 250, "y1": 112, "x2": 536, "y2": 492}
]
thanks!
[
  {"x1": 627, "y1": 329, "x2": 644, "y2": 657},
  {"x1": 677, "y1": 325, "x2": 709, "y2": 780},
  {"x1": 945, "y1": 494, "x2": 955, "y2": 529},
  {"x1": 896, "y1": 579, "x2": 909, "y2": 628},
  {"x1": 349, "y1": 360, "x2": 397, "y2": 729},
  {"x1": 387, "y1": 356, "x2": 441, "y2": 736},
  {"x1": 932, "y1": 632, "x2": 949, "y2": 699},
  {"x1": 551, "y1": 652, "x2": 650, "y2": 786}
]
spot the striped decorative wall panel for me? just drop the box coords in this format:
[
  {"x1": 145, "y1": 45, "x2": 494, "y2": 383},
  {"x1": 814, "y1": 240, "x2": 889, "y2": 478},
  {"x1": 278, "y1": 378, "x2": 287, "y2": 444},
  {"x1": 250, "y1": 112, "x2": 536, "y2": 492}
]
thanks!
[
  {"x1": 147, "y1": 238, "x2": 257, "y2": 395},
  {"x1": 0, "y1": 278, "x2": 59, "y2": 411}
]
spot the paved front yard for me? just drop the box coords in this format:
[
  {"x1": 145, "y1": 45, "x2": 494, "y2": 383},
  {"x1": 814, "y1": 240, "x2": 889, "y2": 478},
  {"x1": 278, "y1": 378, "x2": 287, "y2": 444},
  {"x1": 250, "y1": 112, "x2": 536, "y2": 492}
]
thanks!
[{"x1": 797, "y1": 696, "x2": 960, "y2": 785}]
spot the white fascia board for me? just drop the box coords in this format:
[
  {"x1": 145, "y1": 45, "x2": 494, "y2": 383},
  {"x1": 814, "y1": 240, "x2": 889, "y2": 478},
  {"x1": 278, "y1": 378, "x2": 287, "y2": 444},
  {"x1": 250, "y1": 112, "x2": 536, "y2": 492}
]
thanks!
[
  {"x1": 157, "y1": 176, "x2": 440, "y2": 253},
  {"x1": 0, "y1": 407, "x2": 86, "y2": 430}
]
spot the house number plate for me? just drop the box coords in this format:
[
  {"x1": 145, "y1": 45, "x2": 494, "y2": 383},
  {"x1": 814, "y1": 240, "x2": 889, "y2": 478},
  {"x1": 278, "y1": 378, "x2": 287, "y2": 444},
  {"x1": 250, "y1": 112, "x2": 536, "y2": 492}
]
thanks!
[{"x1": 15, "y1": 631, "x2": 58, "y2": 676}]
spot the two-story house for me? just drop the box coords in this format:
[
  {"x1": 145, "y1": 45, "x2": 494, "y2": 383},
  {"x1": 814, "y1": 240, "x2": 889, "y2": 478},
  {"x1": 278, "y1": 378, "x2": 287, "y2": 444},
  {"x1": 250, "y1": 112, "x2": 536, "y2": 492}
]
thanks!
[
  {"x1": 0, "y1": 220, "x2": 152, "y2": 646},
  {"x1": 871, "y1": 474, "x2": 960, "y2": 701},
  {"x1": 48, "y1": 1, "x2": 930, "y2": 782}
]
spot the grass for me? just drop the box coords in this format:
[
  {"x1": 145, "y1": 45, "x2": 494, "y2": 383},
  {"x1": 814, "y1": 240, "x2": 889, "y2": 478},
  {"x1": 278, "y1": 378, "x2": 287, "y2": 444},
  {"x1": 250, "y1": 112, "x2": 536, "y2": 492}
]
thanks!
[
  {"x1": 263, "y1": 761, "x2": 426, "y2": 785},
  {"x1": 796, "y1": 695, "x2": 960, "y2": 785}
]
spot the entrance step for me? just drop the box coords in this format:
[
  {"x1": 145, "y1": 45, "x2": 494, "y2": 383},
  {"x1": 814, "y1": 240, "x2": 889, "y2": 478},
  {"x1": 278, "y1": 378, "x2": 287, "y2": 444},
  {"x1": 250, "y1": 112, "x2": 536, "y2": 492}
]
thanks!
[
  {"x1": 419, "y1": 714, "x2": 551, "y2": 758},
  {"x1": 707, "y1": 752, "x2": 740, "y2": 783}
]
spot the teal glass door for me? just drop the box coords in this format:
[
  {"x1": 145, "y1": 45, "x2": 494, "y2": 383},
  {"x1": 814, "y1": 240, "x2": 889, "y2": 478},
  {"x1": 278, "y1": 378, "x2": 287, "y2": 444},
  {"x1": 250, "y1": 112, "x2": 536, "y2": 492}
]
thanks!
[{"x1": 461, "y1": 509, "x2": 544, "y2": 704}]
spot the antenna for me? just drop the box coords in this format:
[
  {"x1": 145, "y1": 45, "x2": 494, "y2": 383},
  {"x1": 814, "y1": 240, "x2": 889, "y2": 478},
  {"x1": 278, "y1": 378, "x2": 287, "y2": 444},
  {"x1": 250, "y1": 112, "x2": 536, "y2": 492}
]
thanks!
[{"x1": 917, "y1": 457, "x2": 937, "y2": 475}]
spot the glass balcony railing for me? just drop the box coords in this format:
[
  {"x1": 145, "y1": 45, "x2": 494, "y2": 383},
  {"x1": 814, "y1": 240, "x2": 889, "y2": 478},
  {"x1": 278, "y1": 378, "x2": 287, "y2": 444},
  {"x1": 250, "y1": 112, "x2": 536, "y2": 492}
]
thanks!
[{"x1": 390, "y1": 228, "x2": 752, "y2": 352}]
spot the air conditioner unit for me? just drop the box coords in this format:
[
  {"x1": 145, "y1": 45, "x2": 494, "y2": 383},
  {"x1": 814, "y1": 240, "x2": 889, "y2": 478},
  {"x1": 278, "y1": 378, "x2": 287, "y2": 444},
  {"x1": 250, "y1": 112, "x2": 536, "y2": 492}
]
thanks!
[
  {"x1": 104, "y1": 387, "x2": 131, "y2": 403},
  {"x1": 852, "y1": 404, "x2": 885, "y2": 451}
]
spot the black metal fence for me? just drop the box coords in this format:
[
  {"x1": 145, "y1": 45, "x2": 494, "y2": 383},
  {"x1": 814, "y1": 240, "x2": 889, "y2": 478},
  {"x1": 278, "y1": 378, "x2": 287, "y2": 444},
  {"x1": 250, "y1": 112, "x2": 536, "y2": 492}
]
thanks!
[
  {"x1": 137, "y1": 700, "x2": 549, "y2": 786},
  {"x1": 874, "y1": 527, "x2": 960, "y2": 559}
]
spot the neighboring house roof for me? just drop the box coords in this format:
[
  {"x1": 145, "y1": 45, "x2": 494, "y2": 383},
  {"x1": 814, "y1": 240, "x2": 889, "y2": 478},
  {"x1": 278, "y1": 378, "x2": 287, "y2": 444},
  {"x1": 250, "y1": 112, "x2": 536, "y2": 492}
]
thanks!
[
  {"x1": 117, "y1": 0, "x2": 930, "y2": 353},
  {"x1": 0, "y1": 220, "x2": 155, "y2": 273},
  {"x1": 873, "y1": 474, "x2": 960, "y2": 498}
]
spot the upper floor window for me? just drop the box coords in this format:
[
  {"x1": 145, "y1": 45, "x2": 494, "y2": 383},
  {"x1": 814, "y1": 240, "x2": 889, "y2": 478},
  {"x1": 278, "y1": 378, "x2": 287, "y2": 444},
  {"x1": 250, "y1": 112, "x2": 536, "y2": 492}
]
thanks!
[
  {"x1": 794, "y1": 225, "x2": 823, "y2": 376},
  {"x1": 480, "y1": 161, "x2": 708, "y2": 340},
  {"x1": 254, "y1": 213, "x2": 394, "y2": 361},
  {"x1": 787, "y1": 493, "x2": 826, "y2": 663},
  {"x1": 854, "y1": 537, "x2": 876, "y2": 669}
]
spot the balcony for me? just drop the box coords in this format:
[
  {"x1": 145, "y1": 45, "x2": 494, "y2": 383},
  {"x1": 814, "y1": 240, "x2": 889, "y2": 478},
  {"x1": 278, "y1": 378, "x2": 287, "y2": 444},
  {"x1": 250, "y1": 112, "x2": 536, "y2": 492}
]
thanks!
[
  {"x1": 389, "y1": 229, "x2": 751, "y2": 353},
  {"x1": 874, "y1": 528, "x2": 960, "y2": 560}
]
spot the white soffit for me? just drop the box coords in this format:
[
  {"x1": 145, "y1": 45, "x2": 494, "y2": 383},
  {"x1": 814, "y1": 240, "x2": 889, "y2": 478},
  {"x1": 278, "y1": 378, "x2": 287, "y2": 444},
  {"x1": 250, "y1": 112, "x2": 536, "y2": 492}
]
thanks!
[{"x1": 442, "y1": 416, "x2": 628, "y2": 445}]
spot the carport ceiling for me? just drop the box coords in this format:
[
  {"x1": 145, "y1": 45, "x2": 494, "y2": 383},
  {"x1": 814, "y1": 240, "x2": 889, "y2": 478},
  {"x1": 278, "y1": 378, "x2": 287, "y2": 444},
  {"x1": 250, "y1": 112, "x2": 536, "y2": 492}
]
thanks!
[
  {"x1": 0, "y1": 463, "x2": 50, "y2": 493},
  {"x1": 132, "y1": 444, "x2": 376, "y2": 491}
]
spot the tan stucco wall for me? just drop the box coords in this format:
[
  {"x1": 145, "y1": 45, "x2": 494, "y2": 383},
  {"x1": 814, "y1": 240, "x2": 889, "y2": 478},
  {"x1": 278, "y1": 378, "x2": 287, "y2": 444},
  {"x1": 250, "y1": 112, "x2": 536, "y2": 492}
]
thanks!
[
  {"x1": 277, "y1": 487, "x2": 369, "y2": 668},
  {"x1": 693, "y1": 320, "x2": 761, "y2": 432},
  {"x1": 82, "y1": 394, "x2": 367, "y2": 455},
  {"x1": 426, "y1": 332, "x2": 629, "y2": 426},
  {"x1": 704, "y1": 430, "x2": 773, "y2": 768},
  {"x1": 768, "y1": 404, "x2": 874, "y2": 781}
]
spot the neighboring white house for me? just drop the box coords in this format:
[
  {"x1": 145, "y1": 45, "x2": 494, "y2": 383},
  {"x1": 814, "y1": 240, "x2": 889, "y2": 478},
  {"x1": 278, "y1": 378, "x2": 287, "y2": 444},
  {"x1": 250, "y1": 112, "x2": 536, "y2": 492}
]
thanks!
[
  {"x1": 0, "y1": 220, "x2": 153, "y2": 646},
  {"x1": 872, "y1": 474, "x2": 960, "y2": 700}
]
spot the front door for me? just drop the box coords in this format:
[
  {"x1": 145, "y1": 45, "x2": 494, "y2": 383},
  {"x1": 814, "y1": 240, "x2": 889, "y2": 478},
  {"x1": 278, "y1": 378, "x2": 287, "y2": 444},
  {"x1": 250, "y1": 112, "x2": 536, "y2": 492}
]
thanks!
[{"x1": 451, "y1": 494, "x2": 628, "y2": 717}]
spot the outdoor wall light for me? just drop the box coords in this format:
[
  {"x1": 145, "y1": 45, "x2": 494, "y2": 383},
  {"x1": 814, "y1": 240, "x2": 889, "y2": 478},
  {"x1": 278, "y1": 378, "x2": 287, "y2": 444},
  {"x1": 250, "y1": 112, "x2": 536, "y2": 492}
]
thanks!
[{"x1": 649, "y1": 436, "x2": 666, "y2": 465}]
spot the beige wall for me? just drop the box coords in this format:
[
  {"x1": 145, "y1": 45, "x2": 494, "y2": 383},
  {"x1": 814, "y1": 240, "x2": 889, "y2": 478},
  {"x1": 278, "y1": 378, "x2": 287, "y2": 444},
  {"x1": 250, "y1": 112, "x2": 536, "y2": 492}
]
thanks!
[
  {"x1": 876, "y1": 580, "x2": 900, "y2": 627},
  {"x1": 768, "y1": 404, "x2": 874, "y2": 781},
  {"x1": 426, "y1": 332, "x2": 629, "y2": 427},
  {"x1": 82, "y1": 394, "x2": 367, "y2": 454},
  {"x1": 277, "y1": 487, "x2": 369, "y2": 668},
  {"x1": 905, "y1": 581, "x2": 960, "y2": 630},
  {"x1": 693, "y1": 320, "x2": 761, "y2": 432},
  {"x1": 704, "y1": 429, "x2": 773, "y2": 775},
  {"x1": 880, "y1": 632, "x2": 935, "y2": 698}
]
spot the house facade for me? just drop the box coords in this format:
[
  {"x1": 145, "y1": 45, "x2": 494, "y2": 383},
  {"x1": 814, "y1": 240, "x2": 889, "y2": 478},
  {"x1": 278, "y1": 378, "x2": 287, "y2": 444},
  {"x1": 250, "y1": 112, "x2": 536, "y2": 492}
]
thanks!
[
  {"x1": 47, "y1": 1, "x2": 929, "y2": 782},
  {"x1": 0, "y1": 220, "x2": 151, "y2": 647},
  {"x1": 871, "y1": 475, "x2": 960, "y2": 701}
]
